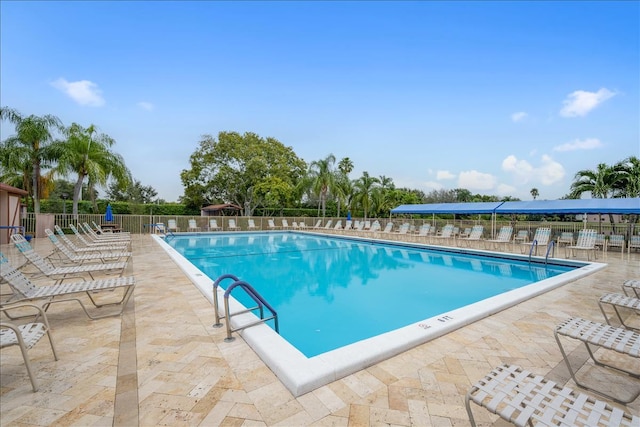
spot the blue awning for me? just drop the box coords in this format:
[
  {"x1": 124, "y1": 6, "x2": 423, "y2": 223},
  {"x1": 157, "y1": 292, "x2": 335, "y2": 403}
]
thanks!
[
  {"x1": 495, "y1": 198, "x2": 640, "y2": 214},
  {"x1": 391, "y1": 198, "x2": 640, "y2": 215},
  {"x1": 391, "y1": 202, "x2": 504, "y2": 215}
]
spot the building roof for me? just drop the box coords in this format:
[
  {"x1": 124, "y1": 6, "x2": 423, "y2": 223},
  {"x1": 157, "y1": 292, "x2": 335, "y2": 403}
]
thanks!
[
  {"x1": 201, "y1": 203, "x2": 242, "y2": 212},
  {"x1": 0, "y1": 182, "x2": 28, "y2": 196}
]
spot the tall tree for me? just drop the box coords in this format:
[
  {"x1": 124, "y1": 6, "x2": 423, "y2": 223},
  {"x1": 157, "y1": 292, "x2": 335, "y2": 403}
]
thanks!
[
  {"x1": 180, "y1": 132, "x2": 306, "y2": 215},
  {"x1": 570, "y1": 162, "x2": 623, "y2": 225},
  {"x1": 107, "y1": 179, "x2": 158, "y2": 204},
  {"x1": 0, "y1": 107, "x2": 63, "y2": 213},
  {"x1": 614, "y1": 156, "x2": 640, "y2": 198},
  {"x1": 530, "y1": 188, "x2": 539, "y2": 200},
  {"x1": 53, "y1": 123, "x2": 131, "y2": 215},
  {"x1": 308, "y1": 154, "x2": 336, "y2": 217},
  {"x1": 338, "y1": 157, "x2": 354, "y2": 176},
  {"x1": 570, "y1": 163, "x2": 620, "y2": 199},
  {"x1": 335, "y1": 157, "x2": 354, "y2": 217},
  {"x1": 353, "y1": 172, "x2": 379, "y2": 220}
]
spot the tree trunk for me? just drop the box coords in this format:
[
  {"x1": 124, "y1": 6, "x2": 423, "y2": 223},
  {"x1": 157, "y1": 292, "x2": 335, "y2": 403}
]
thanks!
[
  {"x1": 72, "y1": 175, "x2": 84, "y2": 216},
  {"x1": 32, "y1": 160, "x2": 40, "y2": 213}
]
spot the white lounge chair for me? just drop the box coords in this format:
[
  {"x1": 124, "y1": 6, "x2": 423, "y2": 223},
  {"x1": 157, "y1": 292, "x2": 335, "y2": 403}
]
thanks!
[
  {"x1": 68, "y1": 224, "x2": 130, "y2": 249},
  {"x1": 333, "y1": 220, "x2": 342, "y2": 230},
  {"x1": 323, "y1": 220, "x2": 333, "y2": 229},
  {"x1": 431, "y1": 224, "x2": 454, "y2": 244},
  {"x1": 1, "y1": 302, "x2": 58, "y2": 392},
  {"x1": 54, "y1": 225, "x2": 126, "y2": 253},
  {"x1": 521, "y1": 227, "x2": 551, "y2": 255},
  {"x1": 312, "y1": 220, "x2": 322, "y2": 229},
  {"x1": 466, "y1": 364, "x2": 639, "y2": 427},
  {"x1": 167, "y1": 219, "x2": 179, "y2": 232},
  {"x1": 281, "y1": 219, "x2": 290, "y2": 229},
  {"x1": 368, "y1": 221, "x2": 381, "y2": 233},
  {"x1": 81, "y1": 223, "x2": 131, "y2": 244},
  {"x1": 228, "y1": 218, "x2": 241, "y2": 231},
  {"x1": 396, "y1": 223, "x2": 410, "y2": 235},
  {"x1": 380, "y1": 222, "x2": 393, "y2": 234},
  {"x1": 598, "y1": 292, "x2": 640, "y2": 331},
  {"x1": 268, "y1": 219, "x2": 279, "y2": 230},
  {"x1": 0, "y1": 253, "x2": 136, "y2": 320},
  {"x1": 415, "y1": 224, "x2": 430, "y2": 238},
  {"x1": 11, "y1": 234, "x2": 128, "y2": 283},
  {"x1": 554, "y1": 317, "x2": 640, "y2": 403},
  {"x1": 45, "y1": 229, "x2": 131, "y2": 264},
  {"x1": 513, "y1": 229, "x2": 528, "y2": 244},
  {"x1": 187, "y1": 219, "x2": 201, "y2": 232},
  {"x1": 623, "y1": 279, "x2": 640, "y2": 298},
  {"x1": 92, "y1": 221, "x2": 130, "y2": 236},
  {"x1": 556, "y1": 231, "x2": 574, "y2": 247},
  {"x1": 247, "y1": 219, "x2": 258, "y2": 231},
  {"x1": 344, "y1": 220, "x2": 352, "y2": 230},
  {"x1": 484, "y1": 226, "x2": 512, "y2": 250},
  {"x1": 299, "y1": 221, "x2": 306, "y2": 229},
  {"x1": 629, "y1": 235, "x2": 640, "y2": 253},
  {"x1": 565, "y1": 229, "x2": 597, "y2": 260},
  {"x1": 207, "y1": 219, "x2": 220, "y2": 231},
  {"x1": 607, "y1": 234, "x2": 626, "y2": 256},
  {"x1": 458, "y1": 225, "x2": 483, "y2": 247}
]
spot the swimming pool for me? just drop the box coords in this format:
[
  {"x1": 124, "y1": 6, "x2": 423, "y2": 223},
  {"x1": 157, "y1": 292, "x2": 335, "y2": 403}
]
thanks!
[{"x1": 153, "y1": 231, "x2": 605, "y2": 396}]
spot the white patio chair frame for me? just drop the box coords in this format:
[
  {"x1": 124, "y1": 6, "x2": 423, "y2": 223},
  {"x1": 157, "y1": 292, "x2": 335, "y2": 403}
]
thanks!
[{"x1": 1, "y1": 302, "x2": 59, "y2": 392}]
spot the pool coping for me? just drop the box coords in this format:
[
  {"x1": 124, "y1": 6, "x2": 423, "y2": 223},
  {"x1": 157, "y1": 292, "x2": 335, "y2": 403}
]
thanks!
[{"x1": 152, "y1": 231, "x2": 606, "y2": 397}]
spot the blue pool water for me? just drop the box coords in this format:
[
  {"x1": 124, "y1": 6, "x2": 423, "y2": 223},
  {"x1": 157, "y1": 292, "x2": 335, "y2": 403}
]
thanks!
[{"x1": 166, "y1": 232, "x2": 574, "y2": 357}]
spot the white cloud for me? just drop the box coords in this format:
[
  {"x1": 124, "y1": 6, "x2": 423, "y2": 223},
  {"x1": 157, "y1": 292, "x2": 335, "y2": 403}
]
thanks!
[
  {"x1": 559, "y1": 88, "x2": 615, "y2": 117},
  {"x1": 511, "y1": 112, "x2": 527, "y2": 122},
  {"x1": 496, "y1": 183, "x2": 517, "y2": 195},
  {"x1": 501, "y1": 154, "x2": 565, "y2": 185},
  {"x1": 458, "y1": 170, "x2": 497, "y2": 191},
  {"x1": 51, "y1": 78, "x2": 105, "y2": 107},
  {"x1": 553, "y1": 138, "x2": 603, "y2": 152},
  {"x1": 436, "y1": 170, "x2": 456, "y2": 180},
  {"x1": 422, "y1": 181, "x2": 443, "y2": 191},
  {"x1": 138, "y1": 101, "x2": 155, "y2": 111}
]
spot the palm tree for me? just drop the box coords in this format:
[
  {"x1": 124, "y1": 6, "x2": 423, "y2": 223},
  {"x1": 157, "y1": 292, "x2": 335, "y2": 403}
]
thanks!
[
  {"x1": 0, "y1": 107, "x2": 63, "y2": 213},
  {"x1": 53, "y1": 123, "x2": 131, "y2": 216},
  {"x1": 308, "y1": 154, "x2": 336, "y2": 217},
  {"x1": 614, "y1": 156, "x2": 640, "y2": 198},
  {"x1": 353, "y1": 172, "x2": 379, "y2": 220},
  {"x1": 334, "y1": 175, "x2": 354, "y2": 218},
  {"x1": 570, "y1": 163, "x2": 623, "y2": 225},
  {"x1": 338, "y1": 157, "x2": 354, "y2": 176},
  {"x1": 335, "y1": 157, "x2": 354, "y2": 218},
  {"x1": 570, "y1": 163, "x2": 621, "y2": 199},
  {"x1": 530, "y1": 188, "x2": 539, "y2": 200}
]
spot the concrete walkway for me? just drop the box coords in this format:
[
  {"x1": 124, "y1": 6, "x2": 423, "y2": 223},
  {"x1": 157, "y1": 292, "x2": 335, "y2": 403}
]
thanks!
[{"x1": 1, "y1": 234, "x2": 638, "y2": 426}]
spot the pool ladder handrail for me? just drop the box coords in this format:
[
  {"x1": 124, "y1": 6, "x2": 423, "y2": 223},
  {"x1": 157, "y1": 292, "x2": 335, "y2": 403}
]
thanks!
[
  {"x1": 528, "y1": 239, "x2": 538, "y2": 262},
  {"x1": 544, "y1": 240, "x2": 555, "y2": 264},
  {"x1": 212, "y1": 274, "x2": 279, "y2": 342},
  {"x1": 528, "y1": 240, "x2": 556, "y2": 264}
]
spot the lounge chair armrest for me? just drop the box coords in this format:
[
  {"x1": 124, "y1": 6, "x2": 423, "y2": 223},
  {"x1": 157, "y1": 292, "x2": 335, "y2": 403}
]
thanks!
[{"x1": 0, "y1": 302, "x2": 50, "y2": 324}]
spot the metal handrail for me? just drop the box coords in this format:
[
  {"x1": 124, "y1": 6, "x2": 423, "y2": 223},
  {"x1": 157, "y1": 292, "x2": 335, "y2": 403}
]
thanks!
[
  {"x1": 212, "y1": 274, "x2": 241, "y2": 327},
  {"x1": 528, "y1": 239, "x2": 538, "y2": 263},
  {"x1": 545, "y1": 240, "x2": 556, "y2": 264},
  {"x1": 223, "y1": 280, "x2": 279, "y2": 342}
]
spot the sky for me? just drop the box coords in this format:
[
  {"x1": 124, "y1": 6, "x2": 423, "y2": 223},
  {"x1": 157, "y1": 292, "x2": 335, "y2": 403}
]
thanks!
[{"x1": 1, "y1": 1, "x2": 638, "y2": 203}]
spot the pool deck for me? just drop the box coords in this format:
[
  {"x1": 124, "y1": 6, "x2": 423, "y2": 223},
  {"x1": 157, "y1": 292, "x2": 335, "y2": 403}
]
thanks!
[{"x1": 1, "y1": 233, "x2": 639, "y2": 426}]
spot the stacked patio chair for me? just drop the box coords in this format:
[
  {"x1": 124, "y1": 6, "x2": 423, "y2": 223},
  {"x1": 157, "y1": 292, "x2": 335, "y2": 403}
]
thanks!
[
  {"x1": 10, "y1": 234, "x2": 127, "y2": 283},
  {"x1": 0, "y1": 253, "x2": 135, "y2": 320}
]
